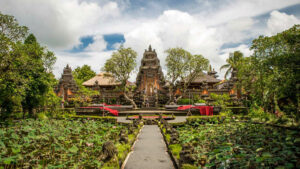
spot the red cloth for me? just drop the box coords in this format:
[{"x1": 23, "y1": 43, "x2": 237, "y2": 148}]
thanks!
[
  {"x1": 177, "y1": 105, "x2": 213, "y2": 116},
  {"x1": 193, "y1": 106, "x2": 213, "y2": 116},
  {"x1": 102, "y1": 107, "x2": 118, "y2": 116},
  {"x1": 177, "y1": 105, "x2": 193, "y2": 110},
  {"x1": 79, "y1": 106, "x2": 119, "y2": 116}
]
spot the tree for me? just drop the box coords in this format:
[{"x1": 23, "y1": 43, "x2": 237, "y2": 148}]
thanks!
[
  {"x1": 238, "y1": 25, "x2": 299, "y2": 118},
  {"x1": 20, "y1": 34, "x2": 56, "y2": 116},
  {"x1": 0, "y1": 12, "x2": 58, "y2": 120},
  {"x1": 73, "y1": 65, "x2": 96, "y2": 84},
  {"x1": 165, "y1": 48, "x2": 209, "y2": 104},
  {"x1": 103, "y1": 46, "x2": 137, "y2": 108},
  {"x1": 0, "y1": 12, "x2": 28, "y2": 42},
  {"x1": 220, "y1": 51, "x2": 243, "y2": 79},
  {"x1": 0, "y1": 12, "x2": 29, "y2": 120},
  {"x1": 69, "y1": 65, "x2": 97, "y2": 107}
]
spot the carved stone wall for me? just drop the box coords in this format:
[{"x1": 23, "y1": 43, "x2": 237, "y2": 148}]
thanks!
[
  {"x1": 135, "y1": 45, "x2": 166, "y2": 107},
  {"x1": 55, "y1": 65, "x2": 78, "y2": 101}
]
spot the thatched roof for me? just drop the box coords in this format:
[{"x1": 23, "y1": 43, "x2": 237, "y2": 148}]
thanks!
[
  {"x1": 190, "y1": 72, "x2": 221, "y2": 83},
  {"x1": 82, "y1": 73, "x2": 121, "y2": 86}
]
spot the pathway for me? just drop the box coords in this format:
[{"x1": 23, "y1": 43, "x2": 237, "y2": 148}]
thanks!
[
  {"x1": 117, "y1": 116, "x2": 187, "y2": 124},
  {"x1": 117, "y1": 116, "x2": 131, "y2": 123},
  {"x1": 124, "y1": 125, "x2": 175, "y2": 169},
  {"x1": 168, "y1": 116, "x2": 187, "y2": 123}
]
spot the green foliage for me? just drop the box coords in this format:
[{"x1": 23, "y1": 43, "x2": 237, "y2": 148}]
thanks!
[
  {"x1": 187, "y1": 116, "x2": 226, "y2": 125},
  {"x1": 165, "y1": 48, "x2": 209, "y2": 103},
  {"x1": 249, "y1": 105, "x2": 272, "y2": 121},
  {"x1": 220, "y1": 51, "x2": 243, "y2": 79},
  {"x1": 0, "y1": 13, "x2": 57, "y2": 120},
  {"x1": 169, "y1": 144, "x2": 182, "y2": 160},
  {"x1": 210, "y1": 93, "x2": 232, "y2": 115},
  {"x1": 181, "y1": 164, "x2": 198, "y2": 169},
  {"x1": 176, "y1": 122, "x2": 300, "y2": 168},
  {"x1": 116, "y1": 143, "x2": 130, "y2": 161},
  {"x1": 177, "y1": 98, "x2": 192, "y2": 105},
  {"x1": 0, "y1": 119, "x2": 132, "y2": 168},
  {"x1": 73, "y1": 65, "x2": 96, "y2": 84},
  {"x1": 238, "y1": 25, "x2": 299, "y2": 117},
  {"x1": 103, "y1": 46, "x2": 137, "y2": 108},
  {"x1": 193, "y1": 95, "x2": 206, "y2": 104},
  {"x1": 69, "y1": 66, "x2": 98, "y2": 107}
]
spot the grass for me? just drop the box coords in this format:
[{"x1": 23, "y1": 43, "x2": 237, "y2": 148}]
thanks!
[
  {"x1": 181, "y1": 164, "x2": 198, "y2": 169},
  {"x1": 169, "y1": 144, "x2": 182, "y2": 160},
  {"x1": 116, "y1": 143, "x2": 131, "y2": 161},
  {"x1": 128, "y1": 134, "x2": 135, "y2": 143},
  {"x1": 166, "y1": 134, "x2": 171, "y2": 143}
]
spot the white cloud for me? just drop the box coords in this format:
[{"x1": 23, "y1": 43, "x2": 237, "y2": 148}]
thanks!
[
  {"x1": 216, "y1": 17, "x2": 256, "y2": 44},
  {"x1": 0, "y1": 0, "x2": 119, "y2": 49},
  {"x1": 197, "y1": 0, "x2": 300, "y2": 26},
  {"x1": 85, "y1": 35, "x2": 107, "y2": 52},
  {"x1": 266, "y1": 10, "x2": 300, "y2": 35},
  {"x1": 124, "y1": 10, "x2": 222, "y2": 76},
  {"x1": 54, "y1": 51, "x2": 113, "y2": 77}
]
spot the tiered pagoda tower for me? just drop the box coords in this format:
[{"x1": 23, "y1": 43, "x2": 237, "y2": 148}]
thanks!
[
  {"x1": 55, "y1": 64, "x2": 78, "y2": 101},
  {"x1": 135, "y1": 45, "x2": 166, "y2": 107}
]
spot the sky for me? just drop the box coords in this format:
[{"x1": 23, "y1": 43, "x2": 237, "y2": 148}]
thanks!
[{"x1": 0, "y1": 0, "x2": 300, "y2": 81}]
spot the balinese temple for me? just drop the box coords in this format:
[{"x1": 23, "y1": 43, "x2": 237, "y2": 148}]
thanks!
[
  {"x1": 134, "y1": 45, "x2": 167, "y2": 107},
  {"x1": 55, "y1": 65, "x2": 78, "y2": 101},
  {"x1": 55, "y1": 45, "x2": 237, "y2": 107}
]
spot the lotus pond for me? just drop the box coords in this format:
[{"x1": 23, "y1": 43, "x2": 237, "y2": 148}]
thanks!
[
  {"x1": 172, "y1": 119, "x2": 300, "y2": 168},
  {"x1": 0, "y1": 119, "x2": 137, "y2": 168}
]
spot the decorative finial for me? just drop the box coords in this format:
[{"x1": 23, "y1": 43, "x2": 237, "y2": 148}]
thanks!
[
  {"x1": 66, "y1": 64, "x2": 69, "y2": 68},
  {"x1": 209, "y1": 65, "x2": 212, "y2": 72},
  {"x1": 148, "y1": 45, "x2": 152, "y2": 51}
]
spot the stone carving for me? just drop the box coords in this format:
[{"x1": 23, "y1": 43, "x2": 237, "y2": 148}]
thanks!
[
  {"x1": 100, "y1": 141, "x2": 118, "y2": 161},
  {"x1": 119, "y1": 129, "x2": 128, "y2": 144}
]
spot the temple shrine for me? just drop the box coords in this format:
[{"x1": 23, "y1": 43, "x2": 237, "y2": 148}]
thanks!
[
  {"x1": 56, "y1": 45, "x2": 237, "y2": 107},
  {"x1": 134, "y1": 45, "x2": 167, "y2": 107},
  {"x1": 55, "y1": 64, "x2": 78, "y2": 101}
]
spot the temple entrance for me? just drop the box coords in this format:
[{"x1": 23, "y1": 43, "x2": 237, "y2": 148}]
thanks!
[{"x1": 147, "y1": 83, "x2": 154, "y2": 96}]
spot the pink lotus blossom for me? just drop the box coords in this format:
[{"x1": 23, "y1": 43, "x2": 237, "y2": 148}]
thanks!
[{"x1": 86, "y1": 142, "x2": 94, "y2": 147}]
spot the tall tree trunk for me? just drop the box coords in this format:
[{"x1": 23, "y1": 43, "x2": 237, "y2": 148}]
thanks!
[
  {"x1": 167, "y1": 86, "x2": 176, "y2": 105},
  {"x1": 123, "y1": 91, "x2": 137, "y2": 109}
]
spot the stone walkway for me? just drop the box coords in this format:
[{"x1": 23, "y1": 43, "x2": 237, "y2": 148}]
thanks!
[
  {"x1": 117, "y1": 117, "x2": 131, "y2": 123},
  {"x1": 117, "y1": 116, "x2": 187, "y2": 124},
  {"x1": 124, "y1": 125, "x2": 175, "y2": 169},
  {"x1": 168, "y1": 116, "x2": 187, "y2": 123}
]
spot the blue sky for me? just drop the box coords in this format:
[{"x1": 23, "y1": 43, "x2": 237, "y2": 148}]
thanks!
[{"x1": 1, "y1": 0, "x2": 299, "y2": 80}]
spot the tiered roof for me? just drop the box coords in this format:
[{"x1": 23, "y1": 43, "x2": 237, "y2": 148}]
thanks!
[
  {"x1": 82, "y1": 73, "x2": 120, "y2": 86},
  {"x1": 136, "y1": 45, "x2": 165, "y2": 88},
  {"x1": 82, "y1": 72, "x2": 134, "y2": 87}
]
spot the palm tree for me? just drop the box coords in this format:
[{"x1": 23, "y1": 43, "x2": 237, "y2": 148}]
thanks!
[{"x1": 220, "y1": 51, "x2": 243, "y2": 79}]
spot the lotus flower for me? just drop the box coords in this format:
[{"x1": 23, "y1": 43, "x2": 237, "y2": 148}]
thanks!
[{"x1": 86, "y1": 142, "x2": 94, "y2": 147}]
